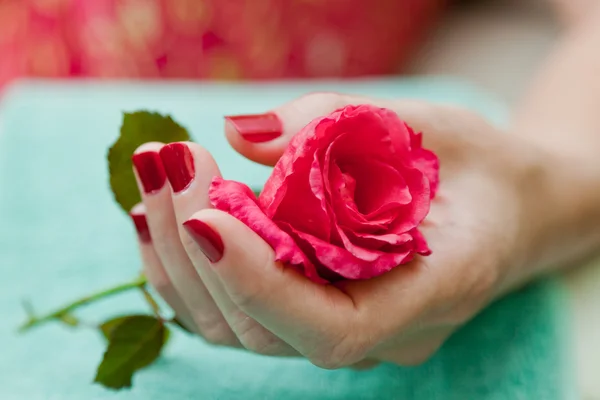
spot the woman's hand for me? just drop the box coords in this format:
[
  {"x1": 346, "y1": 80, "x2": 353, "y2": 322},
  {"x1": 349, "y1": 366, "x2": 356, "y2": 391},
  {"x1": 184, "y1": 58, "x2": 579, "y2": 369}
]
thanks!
[{"x1": 129, "y1": 92, "x2": 551, "y2": 367}]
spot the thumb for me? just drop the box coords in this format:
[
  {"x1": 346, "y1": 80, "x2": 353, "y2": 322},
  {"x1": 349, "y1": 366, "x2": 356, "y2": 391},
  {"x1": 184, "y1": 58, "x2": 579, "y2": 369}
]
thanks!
[
  {"x1": 224, "y1": 92, "x2": 358, "y2": 166},
  {"x1": 224, "y1": 91, "x2": 446, "y2": 167}
]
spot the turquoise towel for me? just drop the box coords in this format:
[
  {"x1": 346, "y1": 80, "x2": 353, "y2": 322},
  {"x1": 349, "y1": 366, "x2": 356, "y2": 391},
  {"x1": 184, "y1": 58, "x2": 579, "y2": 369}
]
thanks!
[{"x1": 0, "y1": 79, "x2": 576, "y2": 400}]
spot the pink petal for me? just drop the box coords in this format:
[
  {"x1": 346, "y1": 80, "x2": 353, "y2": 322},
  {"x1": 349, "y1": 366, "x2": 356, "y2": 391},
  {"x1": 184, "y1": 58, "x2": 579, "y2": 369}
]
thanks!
[
  {"x1": 409, "y1": 228, "x2": 432, "y2": 255},
  {"x1": 258, "y1": 119, "x2": 334, "y2": 240},
  {"x1": 339, "y1": 158, "x2": 412, "y2": 216},
  {"x1": 322, "y1": 133, "x2": 400, "y2": 232},
  {"x1": 408, "y1": 124, "x2": 423, "y2": 149},
  {"x1": 405, "y1": 123, "x2": 440, "y2": 198},
  {"x1": 284, "y1": 224, "x2": 415, "y2": 280},
  {"x1": 378, "y1": 108, "x2": 413, "y2": 158},
  {"x1": 259, "y1": 117, "x2": 335, "y2": 214},
  {"x1": 209, "y1": 177, "x2": 325, "y2": 284},
  {"x1": 345, "y1": 230, "x2": 413, "y2": 250},
  {"x1": 412, "y1": 148, "x2": 440, "y2": 198},
  {"x1": 326, "y1": 109, "x2": 398, "y2": 163},
  {"x1": 387, "y1": 166, "x2": 431, "y2": 233},
  {"x1": 328, "y1": 159, "x2": 395, "y2": 232}
]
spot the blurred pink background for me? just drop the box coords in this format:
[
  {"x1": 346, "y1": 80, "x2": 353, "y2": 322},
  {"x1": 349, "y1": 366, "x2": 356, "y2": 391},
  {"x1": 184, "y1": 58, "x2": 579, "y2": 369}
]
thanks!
[{"x1": 0, "y1": 0, "x2": 445, "y2": 89}]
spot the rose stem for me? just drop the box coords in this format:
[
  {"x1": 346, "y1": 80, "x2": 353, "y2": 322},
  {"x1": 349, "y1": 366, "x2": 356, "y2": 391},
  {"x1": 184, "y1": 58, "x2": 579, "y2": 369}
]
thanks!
[{"x1": 18, "y1": 275, "x2": 148, "y2": 332}]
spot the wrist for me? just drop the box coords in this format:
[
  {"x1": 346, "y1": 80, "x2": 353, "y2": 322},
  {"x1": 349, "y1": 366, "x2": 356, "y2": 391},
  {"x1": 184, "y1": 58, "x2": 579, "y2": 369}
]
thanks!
[{"x1": 501, "y1": 143, "x2": 600, "y2": 293}]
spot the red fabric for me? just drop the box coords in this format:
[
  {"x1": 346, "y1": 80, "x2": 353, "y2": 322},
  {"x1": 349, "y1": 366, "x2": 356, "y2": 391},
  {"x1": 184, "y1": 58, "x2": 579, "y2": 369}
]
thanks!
[
  {"x1": 0, "y1": 0, "x2": 444, "y2": 89},
  {"x1": 209, "y1": 105, "x2": 440, "y2": 283}
]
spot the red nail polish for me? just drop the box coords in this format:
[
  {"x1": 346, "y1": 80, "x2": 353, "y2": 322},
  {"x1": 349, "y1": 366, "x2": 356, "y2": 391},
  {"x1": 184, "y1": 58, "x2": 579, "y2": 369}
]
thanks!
[
  {"x1": 183, "y1": 219, "x2": 224, "y2": 263},
  {"x1": 132, "y1": 152, "x2": 167, "y2": 194},
  {"x1": 225, "y1": 113, "x2": 283, "y2": 143},
  {"x1": 159, "y1": 143, "x2": 195, "y2": 193},
  {"x1": 130, "y1": 212, "x2": 151, "y2": 243}
]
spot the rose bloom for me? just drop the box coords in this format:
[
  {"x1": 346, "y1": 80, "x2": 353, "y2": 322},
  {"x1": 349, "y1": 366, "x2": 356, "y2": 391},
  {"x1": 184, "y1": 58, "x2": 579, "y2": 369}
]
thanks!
[{"x1": 210, "y1": 105, "x2": 440, "y2": 283}]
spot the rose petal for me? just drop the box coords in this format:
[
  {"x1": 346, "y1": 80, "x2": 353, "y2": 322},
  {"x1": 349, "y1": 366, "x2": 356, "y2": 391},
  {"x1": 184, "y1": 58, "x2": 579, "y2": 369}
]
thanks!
[
  {"x1": 209, "y1": 177, "x2": 325, "y2": 283},
  {"x1": 284, "y1": 224, "x2": 414, "y2": 280},
  {"x1": 345, "y1": 230, "x2": 413, "y2": 250},
  {"x1": 387, "y1": 166, "x2": 431, "y2": 233},
  {"x1": 272, "y1": 171, "x2": 332, "y2": 241},
  {"x1": 259, "y1": 117, "x2": 335, "y2": 214},
  {"x1": 306, "y1": 148, "x2": 334, "y2": 240},
  {"x1": 327, "y1": 108, "x2": 399, "y2": 163},
  {"x1": 412, "y1": 148, "x2": 440, "y2": 198},
  {"x1": 277, "y1": 222, "x2": 343, "y2": 282},
  {"x1": 322, "y1": 133, "x2": 399, "y2": 232},
  {"x1": 406, "y1": 123, "x2": 440, "y2": 198},
  {"x1": 409, "y1": 228, "x2": 432, "y2": 255},
  {"x1": 258, "y1": 118, "x2": 335, "y2": 240},
  {"x1": 378, "y1": 108, "x2": 413, "y2": 158},
  {"x1": 408, "y1": 124, "x2": 423, "y2": 149},
  {"x1": 328, "y1": 159, "x2": 395, "y2": 232},
  {"x1": 339, "y1": 158, "x2": 412, "y2": 216}
]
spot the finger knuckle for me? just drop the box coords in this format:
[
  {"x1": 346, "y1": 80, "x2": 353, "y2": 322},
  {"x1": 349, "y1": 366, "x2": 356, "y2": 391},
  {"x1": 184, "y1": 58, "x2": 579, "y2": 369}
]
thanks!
[
  {"x1": 240, "y1": 330, "x2": 286, "y2": 356},
  {"x1": 228, "y1": 259, "x2": 276, "y2": 312},
  {"x1": 307, "y1": 331, "x2": 367, "y2": 370},
  {"x1": 196, "y1": 319, "x2": 238, "y2": 347},
  {"x1": 229, "y1": 311, "x2": 285, "y2": 356},
  {"x1": 308, "y1": 350, "x2": 353, "y2": 370},
  {"x1": 228, "y1": 285, "x2": 264, "y2": 312},
  {"x1": 146, "y1": 274, "x2": 172, "y2": 295}
]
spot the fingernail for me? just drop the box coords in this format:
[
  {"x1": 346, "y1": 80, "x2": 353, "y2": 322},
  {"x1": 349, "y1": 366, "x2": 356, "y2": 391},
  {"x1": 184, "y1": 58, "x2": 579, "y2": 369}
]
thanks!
[
  {"x1": 159, "y1": 143, "x2": 195, "y2": 193},
  {"x1": 132, "y1": 151, "x2": 167, "y2": 193},
  {"x1": 183, "y1": 219, "x2": 224, "y2": 263},
  {"x1": 130, "y1": 212, "x2": 151, "y2": 243},
  {"x1": 224, "y1": 113, "x2": 282, "y2": 143}
]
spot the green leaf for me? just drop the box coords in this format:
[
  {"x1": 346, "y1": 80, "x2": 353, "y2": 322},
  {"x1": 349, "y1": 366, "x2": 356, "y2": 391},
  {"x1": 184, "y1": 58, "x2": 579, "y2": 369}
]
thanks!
[
  {"x1": 100, "y1": 316, "x2": 131, "y2": 340},
  {"x1": 94, "y1": 315, "x2": 169, "y2": 389},
  {"x1": 100, "y1": 314, "x2": 171, "y2": 344},
  {"x1": 108, "y1": 111, "x2": 192, "y2": 213}
]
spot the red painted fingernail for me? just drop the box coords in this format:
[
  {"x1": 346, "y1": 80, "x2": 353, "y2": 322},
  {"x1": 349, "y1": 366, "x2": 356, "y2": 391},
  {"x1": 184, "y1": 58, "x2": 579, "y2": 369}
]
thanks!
[
  {"x1": 159, "y1": 143, "x2": 195, "y2": 193},
  {"x1": 132, "y1": 151, "x2": 167, "y2": 194},
  {"x1": 183, "y1": 219, "x2": 224, "y2": 263},
  {"x1": 225, "y1": 113, "x2": 283, "y2": 143},
  {"x1": 130, "y1": 212, "x2": 151, "y2": 243}
]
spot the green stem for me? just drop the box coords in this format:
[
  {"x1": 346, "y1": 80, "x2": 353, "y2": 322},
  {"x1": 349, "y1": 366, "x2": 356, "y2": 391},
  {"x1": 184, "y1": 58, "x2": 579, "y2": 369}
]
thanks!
[
  {"x1": 139, "y1": 285, "x2": 161, "y2": 317},
  {"x1": 19, "y1": 275, "x2": 148, "y2": 332}
]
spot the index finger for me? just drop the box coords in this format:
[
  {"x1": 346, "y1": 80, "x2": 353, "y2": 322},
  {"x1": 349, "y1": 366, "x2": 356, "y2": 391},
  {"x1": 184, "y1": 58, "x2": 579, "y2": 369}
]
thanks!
[{"x1": 185, "y1": 209, "x2": 366, "y2": 368}]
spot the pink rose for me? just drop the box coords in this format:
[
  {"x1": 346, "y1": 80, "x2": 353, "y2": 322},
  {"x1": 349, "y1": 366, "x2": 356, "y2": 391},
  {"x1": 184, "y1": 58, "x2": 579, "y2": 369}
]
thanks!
[{"x1": 210, "y1": 105, "x2": 440, "y2": 283}]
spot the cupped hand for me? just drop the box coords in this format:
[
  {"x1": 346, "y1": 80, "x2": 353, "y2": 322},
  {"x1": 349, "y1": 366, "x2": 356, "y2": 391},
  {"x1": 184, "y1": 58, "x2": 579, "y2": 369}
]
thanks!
[{"x1": 130, "y1": 93, "x2": 545, "y2": 368}]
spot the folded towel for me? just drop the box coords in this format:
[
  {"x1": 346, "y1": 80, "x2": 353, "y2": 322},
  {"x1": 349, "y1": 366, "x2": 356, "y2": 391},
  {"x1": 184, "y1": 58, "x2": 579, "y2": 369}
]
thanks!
[{"x1": 0, "y1": 79, "x2": 575, "y2": 400}]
